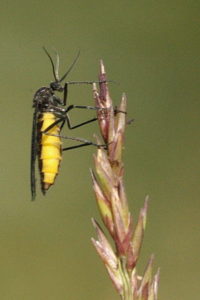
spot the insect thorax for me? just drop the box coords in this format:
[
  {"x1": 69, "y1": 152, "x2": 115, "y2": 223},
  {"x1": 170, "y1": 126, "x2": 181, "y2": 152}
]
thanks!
[{"x1": 33, "y1": 87, "x2": 64, "y2": 112}]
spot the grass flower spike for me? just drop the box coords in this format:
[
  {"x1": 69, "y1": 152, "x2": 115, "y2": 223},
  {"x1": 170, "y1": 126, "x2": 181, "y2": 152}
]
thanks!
[{"x1": 91, "y1": 61, "x2": 159, "y2": 299}]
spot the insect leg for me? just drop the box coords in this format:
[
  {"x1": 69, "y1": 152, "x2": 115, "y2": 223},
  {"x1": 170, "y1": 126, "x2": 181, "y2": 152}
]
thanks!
[
  {"x1": 42, "y1": 105, "x2": 126, "y2": 134},
  {"x1": 62, "y1": 79, "x2": 113, "y2": 107},
  {"x1": 63, "y1": 83, "x2": 68, "y2": 106},
  {"x1": 65, "y1": 104, "x2": 99, "y2": 113},
  {"x1": 65, "y1": 80, "x2": 112, "y2": 85},
  {"x1": 44, "y1": 132, "x2": 107, "y2": 149},
  {"x1": 41, "y1": 114, "x2": 97, "y2": 134},
  {"x1": 62, "y1": 142, "x2": 95, "y2": 151},
  {"x1": 60, "y1": 119, "x2": 66, "y2": 131},
  {"x1": 42, "y1": 117, "x2": 66, "y2": 134},
  {"x1": 65, "y1": 103, "x2": 127, "y2": 117},
  {"x1": 63, "y1": 81, "x2": 107, "y2": 107},
  {"x1": 63, "y1": 104, "x2": 105, "y2": 129},
  {"x1": 65, "y1": 115, "x2": 97, "y2": 130}
]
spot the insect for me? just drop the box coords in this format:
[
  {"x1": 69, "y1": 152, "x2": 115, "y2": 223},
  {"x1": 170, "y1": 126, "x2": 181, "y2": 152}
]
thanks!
[{"x1": 31, "y1": 48, "x2": 104, "y2": 200}]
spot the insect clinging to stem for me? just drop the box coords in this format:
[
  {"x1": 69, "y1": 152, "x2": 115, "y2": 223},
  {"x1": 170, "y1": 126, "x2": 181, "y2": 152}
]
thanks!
[{"x1": 31, "y1": 48, "x2": 106, "y2": 200}]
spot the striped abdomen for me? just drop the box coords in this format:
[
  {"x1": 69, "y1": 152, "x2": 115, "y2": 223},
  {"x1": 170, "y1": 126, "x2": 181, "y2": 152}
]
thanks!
[{"x1": 38, "y1": 112, "x2": 62, "y2": 193}]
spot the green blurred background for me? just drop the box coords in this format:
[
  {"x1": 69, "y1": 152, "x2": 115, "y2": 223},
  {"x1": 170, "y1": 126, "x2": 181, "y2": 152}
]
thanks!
[{"x1": 0, "y1": 0, "x2": 199, "y2": 299}]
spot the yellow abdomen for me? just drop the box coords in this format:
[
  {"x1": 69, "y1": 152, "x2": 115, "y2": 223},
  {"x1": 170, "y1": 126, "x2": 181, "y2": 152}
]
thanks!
[{"x1": 39, "y1": 112, "x2": 62, "y2": 193}]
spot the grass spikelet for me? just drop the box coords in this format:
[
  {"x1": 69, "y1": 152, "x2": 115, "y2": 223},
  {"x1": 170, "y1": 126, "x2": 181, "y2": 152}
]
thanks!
[{"x1": 91, "y1": 61, "x2": 159, "y2": 300}]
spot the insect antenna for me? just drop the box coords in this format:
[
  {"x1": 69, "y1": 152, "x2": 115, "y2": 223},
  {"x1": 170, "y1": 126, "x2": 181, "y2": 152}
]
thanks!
[
  {"x1": 43, "y1": 46, "x2": 59, "y2": 82},
  {"x1": 59, "y1": 50, "x2": 80, "y2": 83},
  {"x1": 55, "y1": 51, "x2": 60, "y2": 81}
]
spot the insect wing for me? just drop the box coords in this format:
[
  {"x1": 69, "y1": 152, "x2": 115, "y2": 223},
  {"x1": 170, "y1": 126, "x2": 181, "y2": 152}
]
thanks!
[{"x1": 31, "y1": 109, "x2": 38, "y2": 200}]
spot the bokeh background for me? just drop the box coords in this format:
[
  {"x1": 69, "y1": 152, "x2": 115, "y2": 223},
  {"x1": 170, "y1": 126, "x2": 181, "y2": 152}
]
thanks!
[{"x1": 0, "y1": 1, "x2": 199, "y2": 299}]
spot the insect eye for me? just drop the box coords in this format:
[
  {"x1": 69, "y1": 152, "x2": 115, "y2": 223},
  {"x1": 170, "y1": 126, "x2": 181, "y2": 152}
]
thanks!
[{"x1": 50, "y1": 82, "x2": 61, "y2": 91}]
